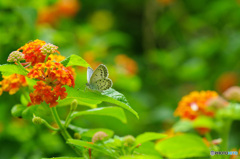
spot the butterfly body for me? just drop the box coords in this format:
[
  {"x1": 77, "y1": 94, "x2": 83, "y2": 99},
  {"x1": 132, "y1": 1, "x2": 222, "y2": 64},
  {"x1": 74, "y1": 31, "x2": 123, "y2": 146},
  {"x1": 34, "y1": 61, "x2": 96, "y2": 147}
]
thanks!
[{"x1": 86, "y1": 64, "x2": 113, "y2": 92}]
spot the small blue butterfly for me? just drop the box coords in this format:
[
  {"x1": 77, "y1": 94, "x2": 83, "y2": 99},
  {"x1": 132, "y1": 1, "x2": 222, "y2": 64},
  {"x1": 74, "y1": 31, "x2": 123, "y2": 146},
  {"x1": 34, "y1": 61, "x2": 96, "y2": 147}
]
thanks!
[{"x1": 86, "y1": 64, "x2": 113, "y2": 91}]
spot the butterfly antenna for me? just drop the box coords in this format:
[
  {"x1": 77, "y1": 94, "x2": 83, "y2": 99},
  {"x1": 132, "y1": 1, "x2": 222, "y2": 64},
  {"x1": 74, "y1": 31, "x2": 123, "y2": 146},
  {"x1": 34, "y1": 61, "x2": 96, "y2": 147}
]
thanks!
[{"x1": 77, "y1": 84, "x2": 86, "y2": 91}]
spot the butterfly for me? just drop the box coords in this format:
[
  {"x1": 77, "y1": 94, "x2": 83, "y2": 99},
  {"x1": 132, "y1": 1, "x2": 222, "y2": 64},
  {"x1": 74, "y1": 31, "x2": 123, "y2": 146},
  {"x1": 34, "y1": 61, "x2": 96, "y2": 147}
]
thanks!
[{"x1": 86, "y1": 64, "x2": 113, "y2": 92}]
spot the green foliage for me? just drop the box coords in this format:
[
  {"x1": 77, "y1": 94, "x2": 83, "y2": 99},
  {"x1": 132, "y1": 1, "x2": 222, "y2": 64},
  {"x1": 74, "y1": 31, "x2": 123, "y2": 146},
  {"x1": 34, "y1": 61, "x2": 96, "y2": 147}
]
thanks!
[
  {"x1": 22, "y1": 103, "x2": 51, "y2": 121},
  {"x1": 119, "y1": 155, "x2": 161, "y2": 159},
  {"x1": 61, "y1": 54, "x2": 90, "y2": 67},
  {"x1": 0, "y1": 64, "x2": 28, "y2": 76},
  {"x1": 217, "y1": 103, "x2": 240, "y2": 120},
  {"x1": 64, "y1": 87, "x2": 139, "y2": 118},
  {"x1": 155, "y1": 134, "x2": 210, "y2": 158},
  {"x1": 11, "y1": 104, "x2": 26, "y2": 117},
  {"x1": 135, "y1": 142, "x2": 161, "y2": 157},
  {"x1": 2, "y1": 0, "x2": 240, "y2": 158},
  {"x1": 67, "y1": 139, "x2": 116, "y2": 157},
  {"x1": 70, "y1": 107, "x2": 127, "y2": 123},
  {"x1": 68, "y1": 124, "x2": 114, "y2": 139},
  {"x1": 15, "y1": 7, "x2": 37, "y2": 30},
  {"x1": 20, "y1": 94, "x2": 29, "y2": 106},
  {"x1": 58, "y1": 98, "x2": 100, "y2": 108},
  {"x1": 193, "y1": 116, "x2": 215, "y2": 129},
  {"x1": 135, "y1": 132, "x2": 167, "y2": 145},
  {"x1": 25, "y1": 77, "x2": 37, "y2": 90},
  {"x1": 173, "y1": 120, "x2": 193, "y2": 132},
  {"x1": 42, "y1": 157, "x2": 85, "y2": 159},
  {"x1": 68, "y1": 133, "x2": 165, "y2": 159}
]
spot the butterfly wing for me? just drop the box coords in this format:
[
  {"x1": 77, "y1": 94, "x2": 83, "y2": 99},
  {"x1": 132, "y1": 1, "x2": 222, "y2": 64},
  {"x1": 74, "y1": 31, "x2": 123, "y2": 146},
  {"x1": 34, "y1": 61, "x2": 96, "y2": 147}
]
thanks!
[
  {"x1": 90, "y1": 64, "x2": 109, "y2": 83},
  {"x1": 87, "y1": 67, "x2": 94, "y2": 83},
  {"x1": 92, "y1": 78, "x2": 113, "y2": 91}
]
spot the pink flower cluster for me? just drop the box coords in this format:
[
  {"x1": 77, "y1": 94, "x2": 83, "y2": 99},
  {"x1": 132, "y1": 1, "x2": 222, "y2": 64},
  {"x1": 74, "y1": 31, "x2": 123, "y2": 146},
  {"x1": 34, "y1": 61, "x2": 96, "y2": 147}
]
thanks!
[
  {"x1": 40, "y1": 43, "x2": 59, "y2": 54},
  {"x1": 7, "y1": 51, "x2": 25, "y2": 62}
]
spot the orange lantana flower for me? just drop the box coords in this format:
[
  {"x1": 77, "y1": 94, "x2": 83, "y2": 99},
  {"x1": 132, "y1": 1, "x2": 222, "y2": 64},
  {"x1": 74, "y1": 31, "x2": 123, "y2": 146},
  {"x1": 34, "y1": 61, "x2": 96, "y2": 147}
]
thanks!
[
  {"x1": 49, "y1": 54, "x2": 76, "y2": 78},
  {"x1": 49, "y1": 54, "x2": 66, "y2": 62},
  {"x1": 28, "y1": 61, "x2": 74, "y2": 87},
  {"x1": 0, "y1": 74, "x2": 28, "y2": 95},
  {"x1": 37, "y1": 0, "x2": 80, "y2": 25},
  {"x1": 174, "y1": 91, "x2": 218, "y2": 120},
  {"x1": 18, "y1": 39, "x2": 46, "y2": 66},
  {"x1": 27, "y1": 61, "x2": 75, "y2": 107},
  {"x1": 29, "y1": 81, "x2": 67, "y2": 107},
  {"x1": 216, "y1": 72, "x2": 238, "y2": 93},
  {"x1": 115, "y1": 54, "x2": 138, "y2": 76}
]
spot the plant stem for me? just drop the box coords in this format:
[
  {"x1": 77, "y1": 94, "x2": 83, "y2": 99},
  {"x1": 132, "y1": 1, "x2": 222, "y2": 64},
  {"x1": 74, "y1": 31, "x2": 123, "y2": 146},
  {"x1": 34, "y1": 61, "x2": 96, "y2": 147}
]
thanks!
[
  {"x1": 220, "y1": 119, "x2": 232, "y2": 159},
  {"x1": 205, "y1": 133, "x2": 218, "y2": 151},
  {"x1": 44, "y1": 54, "x2": 49, "y2": 63},
  {"x1": 65, "y1": 117, "x2": 73, "y2": 128},
  {"x1": 17, "y1": 61, "x2": 29, "y2": 73},
  {"x1": 50, "y1": 107, "x2": 82, "y2": 156},
  {"x1": 20, "y1": 88, "x2": 30, "y2": 102},
  {"x1": 42, "y1": 119, "x2": 59, "y2": 131},
  {"x1": 51, "y1": 107, "x2": 71, "y2": 139},
  {"x1": 64, "y1": 106, "x2": 75, "y2": 128}
]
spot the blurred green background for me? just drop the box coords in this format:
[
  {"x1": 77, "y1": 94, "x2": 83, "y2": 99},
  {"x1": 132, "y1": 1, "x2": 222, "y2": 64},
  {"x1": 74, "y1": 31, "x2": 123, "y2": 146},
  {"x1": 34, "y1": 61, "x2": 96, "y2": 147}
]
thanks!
[{"x1": 0, "y1": 0, "x2": 240, "y2": 158}]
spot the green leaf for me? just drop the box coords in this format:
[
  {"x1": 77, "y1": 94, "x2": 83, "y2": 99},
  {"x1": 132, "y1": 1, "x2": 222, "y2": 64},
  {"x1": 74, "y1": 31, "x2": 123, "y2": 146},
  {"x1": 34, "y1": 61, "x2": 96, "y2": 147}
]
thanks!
[
  {"x1": 22, "y1": 103, "x2": 51, "y2": 121},
  {"x1": 22, "y1": 105, "x2": 37, "y2": 120},
  {"x1": 230, "y1": 103, "x2": 240, "y2": 120},
  {"x1": 0, "y1": 64, "x2": 28, "y2": 76},
  {"x1": 155, "y1": 134, "x2": 209, "y2": 158},
  {"x1": 71, "y1": 107, "x2": 127, "y2": 123},
  {"x1": 20, "y1": 94, "x2": 29, "y2": 106},
  {"x1": 68, "y1": 124, "x2": 114, "y2": 138},
  {"x1": 119, "y1": 155, "x2": 161, "y2": 159},
  {"x1": 65, "y1": 87, "x2": 139, "y2": 119},
  {"x1": 57, "y1": 97, "x2": 100, "y2": 108},
  {"x1": 25, "y1": 77, "x2": 37, "y2": 90},
  {"x1": 42, "y1": 157, "x2": 84, "y2": 159},
  {"x1": 82, "y1": 128, "x2": 114, "y2": 138},
  {"x1": 135, "y1": 132, "x2": 167, "y2": 145},
  {"x1": 61, "y1": 54, "x2": 90, "y2": 67},
  {"x1": 11, "y1": 104, "x2": 27, "y2": 117},
  {"x1": 217, "y1": 103, "x2": 240, "y2": 120},
  {"x1": 193, "y1": 116, "x2": 215, "y2": 129},
  {"x1": 173, "y1": 120, "x2": 193, "y2": 132},
  {"x1": 135, "y1": 142, "x2": 162, "y2": 157},
  {"x1": 67, "y1": 139, "x2": 115, "y2": 157},
  {"x1": 101, "y1": 88, "x2": 130, "y2": 105}
]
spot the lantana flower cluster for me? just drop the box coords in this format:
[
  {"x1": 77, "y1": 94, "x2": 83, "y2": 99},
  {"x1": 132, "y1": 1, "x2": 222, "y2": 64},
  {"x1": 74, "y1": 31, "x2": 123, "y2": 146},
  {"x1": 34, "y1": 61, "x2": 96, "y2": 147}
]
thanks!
[
  {"x1": 7, "y1": 51, "x2": 25, "y2": 62},
  {"x1": 174, "y1": 91, "x2": 218, "y2": 120},
  {"x1": 18, "y1": 39, "x2": 47, "y2": 66},
  {"x1": 0, "y1": 74, "x2": 28, "y2": 95},
  {"x1": 1, "y1": 39, "x2": 75, "y2": 107},
  {"x1": 174, "y1": 91, "x2": 222, "y2": 135},
  {"x1": 115, "y1": 54, "x2": 138, "y2": 76},
  {"x1": 27, "y1": 61, "x2": 75, "y2": 107}
]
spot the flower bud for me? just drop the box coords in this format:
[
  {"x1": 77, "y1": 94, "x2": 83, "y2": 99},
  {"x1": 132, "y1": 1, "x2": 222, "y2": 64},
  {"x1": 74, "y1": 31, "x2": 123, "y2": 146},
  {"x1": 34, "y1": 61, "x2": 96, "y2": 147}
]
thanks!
[
  {"x1": 40, "y1": 43, "x2": 58, "y2": 54},
  {"x1": 92, "y1": 131, "x2": 108, "y2": 143},
  {"x1": 123, "y1": 135, "x2": 135, "y2": 147},
  {"x1": 74, "y1": 133, "x2": 81, "y2": 139},
  {"x1": 7, "y1": 51, "x2": 25, "y2": 62},
  {"x1": 212, "y1": 138, "x2": 222, "y2": 145},
  {"x1": 71, "y1": 99, "x2": 78, "y2": 111},
  {"x1": 32, "y1": 116, "x2": 43, "y2": 125},
  {"x1": 223, "y1": 86, "x2": 240, "y2": 102},
  {"x1": 207, "y1": 96, "x2": 229, "y2": 109},
  {"x1": 11, "y1": 104, "x2": 26, "y2": 117}
]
